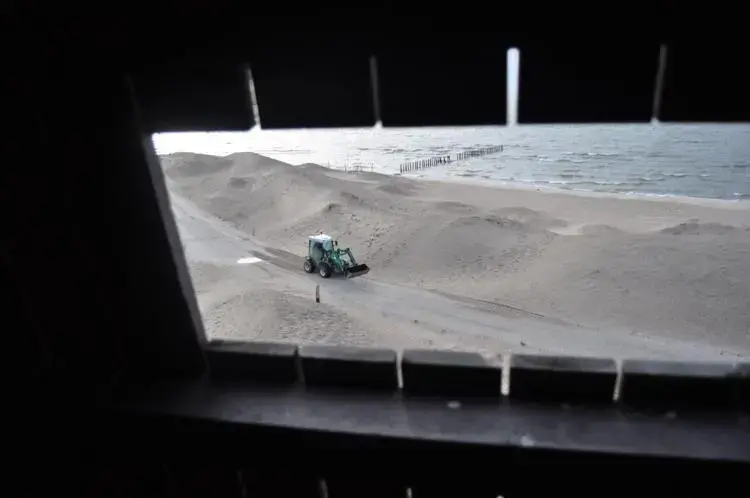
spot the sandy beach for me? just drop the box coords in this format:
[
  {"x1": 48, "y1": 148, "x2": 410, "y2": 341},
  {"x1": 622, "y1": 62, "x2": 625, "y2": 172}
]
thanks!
[{"x1": 161, "y1": 152, "x2": 750, "y2": 360}]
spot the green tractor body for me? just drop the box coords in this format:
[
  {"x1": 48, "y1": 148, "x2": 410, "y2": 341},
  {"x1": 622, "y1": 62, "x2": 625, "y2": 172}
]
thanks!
[{"x1": 304, "y1": 234, "x2": 370, "y2": 279}]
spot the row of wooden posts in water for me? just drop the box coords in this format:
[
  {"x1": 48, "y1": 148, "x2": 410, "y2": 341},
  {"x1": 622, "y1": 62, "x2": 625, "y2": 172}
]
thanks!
[{"x1": 399, "y1": 145, "x2": 504, "y2": 174}]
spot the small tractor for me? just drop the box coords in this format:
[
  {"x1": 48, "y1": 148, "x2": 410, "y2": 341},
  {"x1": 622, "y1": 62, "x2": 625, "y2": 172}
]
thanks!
[{"x1": 304, "y1": 234, "x2": 370, "y2": 279}]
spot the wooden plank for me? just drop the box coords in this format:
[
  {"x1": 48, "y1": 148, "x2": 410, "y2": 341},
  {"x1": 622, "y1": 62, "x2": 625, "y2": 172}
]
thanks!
[
  {"x1": 401, "y1": 349, "x2": 501, "y2": 399},
  {"x1": 241, "y1": 468, "x2": 322, "y2": 498},
  {"x1": 207, "y1": 340, "x2": 298, "y2": 383},
  {"x1": 131, "y1": 58, "x2": 254, "y2": 132},
  {"x1": 377, "y1": 38, "x2": 507, "y2": 126},
  {"x1": 509, "y1": 354, "x2": 617, "y2": 405},
  {"x1": 165, "y1": 464, "x2": 243, "y2": 498},
  {"x1": 518, "y1": 42, "x2": 659, "y2": 123},
  {"x1": 621, "y1": 359, "x2": 739, "y2": 411},
  {"x1": 251, "y1": 47, "x2": 375, "y2": 128},
  {"x1": 300, "y1": 344, "x2": 398, "y2": 391},
  {"x1": 326, "y1": 478, "x2": 406, "y2": 498},
  {"x1": 410, "y1": 482, "x2": 497, "y2": 498},
  {"x1": 659, "y1": 41, "x2": 750, "y2": 122}
]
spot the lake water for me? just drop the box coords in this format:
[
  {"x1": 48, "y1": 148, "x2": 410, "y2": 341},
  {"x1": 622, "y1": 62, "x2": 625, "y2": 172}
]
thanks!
[{"x1": 152, "y1": 124, "x2": 750, "y2": 200}]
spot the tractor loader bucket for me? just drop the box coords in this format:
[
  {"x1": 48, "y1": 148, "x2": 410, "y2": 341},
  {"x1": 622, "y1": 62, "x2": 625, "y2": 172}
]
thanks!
[{"x1": 345, "y1": 264, "x2": 370, "y2": 278}]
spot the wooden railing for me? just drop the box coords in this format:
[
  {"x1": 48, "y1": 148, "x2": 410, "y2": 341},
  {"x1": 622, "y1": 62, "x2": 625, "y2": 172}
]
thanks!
[{"x1": 106, "y1": 340, "x2": 750, "y2": 498}]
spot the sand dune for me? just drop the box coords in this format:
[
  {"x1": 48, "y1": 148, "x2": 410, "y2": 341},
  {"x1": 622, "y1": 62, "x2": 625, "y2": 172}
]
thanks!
[{"x1": 163, "y1": 152, "x2": 750, "y2": 355}]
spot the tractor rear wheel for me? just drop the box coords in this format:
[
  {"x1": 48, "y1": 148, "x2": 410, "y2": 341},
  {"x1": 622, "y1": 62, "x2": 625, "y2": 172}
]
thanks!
[
  {"x1": 319, "y1": 263, "x2": 332, "y2": 278},
  {"x1": 303, "y1": 258, "x2": 314, "y2": 273}
]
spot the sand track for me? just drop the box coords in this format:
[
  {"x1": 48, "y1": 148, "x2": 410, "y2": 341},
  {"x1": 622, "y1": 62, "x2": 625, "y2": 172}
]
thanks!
[{"x1": 166, "y1": 162, "x2": 750, "y2": 360}]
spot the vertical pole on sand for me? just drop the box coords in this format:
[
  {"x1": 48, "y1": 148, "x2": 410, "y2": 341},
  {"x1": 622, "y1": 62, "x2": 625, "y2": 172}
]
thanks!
[{"x1": 315, "y1": 285, "x2": 320, "y2": 303}]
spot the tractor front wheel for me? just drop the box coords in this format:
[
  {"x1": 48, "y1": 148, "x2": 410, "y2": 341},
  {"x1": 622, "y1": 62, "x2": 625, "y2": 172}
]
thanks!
[
  {"x1": 319, "y1": 263, "x2": 332, "y2": 278},
  {"x1": 303, "y1": 258, "x2": 315, "y2": 273}
]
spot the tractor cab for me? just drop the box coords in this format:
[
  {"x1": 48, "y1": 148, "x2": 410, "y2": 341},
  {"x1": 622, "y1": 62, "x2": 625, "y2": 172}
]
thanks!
[
  {"x1": 304, "y1": 233, "x2": 370, "y2": 279},
  {"x1": 308, "y1": 234, "x2": 332, "y2": 262}
]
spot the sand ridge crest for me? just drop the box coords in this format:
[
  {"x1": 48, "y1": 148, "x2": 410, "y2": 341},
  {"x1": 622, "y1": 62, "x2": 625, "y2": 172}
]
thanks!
[{"x1": 659, "y1": 220, "x2": 743, "y2": 235}]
